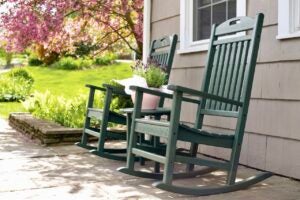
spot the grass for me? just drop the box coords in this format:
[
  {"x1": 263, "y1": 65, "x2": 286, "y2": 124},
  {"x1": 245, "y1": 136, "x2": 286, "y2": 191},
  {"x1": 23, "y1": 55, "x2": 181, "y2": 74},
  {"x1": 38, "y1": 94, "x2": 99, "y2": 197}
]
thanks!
[
  {"x1": 0, "y1": 102, "x2": 26, "y2": 118},
  {"x1": 0, "y1": 63, "x2": 132, "y2": 118}
]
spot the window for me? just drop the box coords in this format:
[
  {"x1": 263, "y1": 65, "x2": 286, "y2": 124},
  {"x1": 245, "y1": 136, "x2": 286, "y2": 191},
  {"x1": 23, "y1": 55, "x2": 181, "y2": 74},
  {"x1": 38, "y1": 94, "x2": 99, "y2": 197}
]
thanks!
[
  {"x1": 179, "y1": 0, "x2": 246, "y2": 54},
  {"x1": 277, "y1": 0, "x2": 300, "y2": 39},
  {"x1": 193, "y1": 0, "x2": 237, "y2": 41}
]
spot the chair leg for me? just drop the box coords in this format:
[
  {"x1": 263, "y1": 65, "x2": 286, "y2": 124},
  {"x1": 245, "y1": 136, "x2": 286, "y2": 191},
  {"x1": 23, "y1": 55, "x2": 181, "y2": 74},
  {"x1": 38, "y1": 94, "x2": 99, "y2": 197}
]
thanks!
[
  {"x1": 77, "y1": 115, "x2": 92, "y2": 148},
  {"x1": 126, "y1": 91, "x2": 143, "y2": 170},
  {"x1": 77, "y1": 88, "x2": 95, "y2": 149},
  {"x1": 96, "y1": 89, "x2": 112, "y2": 154},
  {"x1": 154, "y1": 136, "x2": 161, "y2": 173},
  {"x1": 162, "y1": 91, "x2": 183, "y2": 185},
  {"x1": 81, "y1": 120, "x2": 90, "y2": 146},
  {"x1": 186, "y1": 142, "x2": 198, "y2": 172},
  {"x1": 139, "y1": 133, "x2": 146, "y2": 166},
  {"x1": 227, "y1": 150, "x2": 241, "y2": 185}
]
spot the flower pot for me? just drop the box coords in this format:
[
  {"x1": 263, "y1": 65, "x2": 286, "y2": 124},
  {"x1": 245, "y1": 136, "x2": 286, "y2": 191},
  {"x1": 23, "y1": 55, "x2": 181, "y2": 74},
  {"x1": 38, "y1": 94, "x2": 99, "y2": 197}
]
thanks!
[{"x1": 131, "y1": 88, "x2": 161, "y2": 109}]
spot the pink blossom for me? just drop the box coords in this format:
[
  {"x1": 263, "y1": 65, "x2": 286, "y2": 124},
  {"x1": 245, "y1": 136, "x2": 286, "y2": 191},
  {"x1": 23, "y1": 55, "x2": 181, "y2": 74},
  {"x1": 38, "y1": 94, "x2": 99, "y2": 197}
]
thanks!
[{"x1": 0, "y1": 0, "x2": 144, "y2": 55}]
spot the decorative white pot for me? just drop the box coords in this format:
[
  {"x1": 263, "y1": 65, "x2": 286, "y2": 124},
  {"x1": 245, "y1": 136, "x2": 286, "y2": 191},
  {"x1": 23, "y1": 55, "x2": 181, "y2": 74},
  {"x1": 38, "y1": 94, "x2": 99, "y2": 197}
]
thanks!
[{"x1": 131, "y1": 88, "x2": 161, "y2": 109}]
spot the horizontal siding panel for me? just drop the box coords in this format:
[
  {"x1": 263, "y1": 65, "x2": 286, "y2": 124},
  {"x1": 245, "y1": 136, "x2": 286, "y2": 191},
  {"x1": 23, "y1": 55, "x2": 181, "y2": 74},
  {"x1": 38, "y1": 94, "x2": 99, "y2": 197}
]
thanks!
[
  {"x1": 151, "y1": 16, "x2": 180, "y2": 44},
  {"x1": 246, "y1": 100, "x2": 300, "y2": 140},
  {"x1": 151, "y1": 0, "x2": 179, "y2": 22},
  {"x1": 260, "y1": 62, "x2": 300, "y2": 100},
  {"x1": 252, "y1": 62, "x2": 300, "y2": 100},
  {"x1": 173, "y1": 52, "x2": 207, "y2": 69},
  {"x1": 258, "y1": 25, "x2": 300, "y2": 63},
  {"x1": 266, "y1": 137, "x2": 300, "y2": 179},
  {"x1": 169, "y1": 68, "x2": 205, "y2": 90},
  {"x1": 248, "y1": 0, "x2": 277, "y2": 26}
]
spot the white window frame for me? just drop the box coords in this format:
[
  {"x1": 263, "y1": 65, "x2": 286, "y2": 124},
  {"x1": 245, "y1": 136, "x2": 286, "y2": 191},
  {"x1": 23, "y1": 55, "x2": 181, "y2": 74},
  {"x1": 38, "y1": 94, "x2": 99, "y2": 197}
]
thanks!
[
  {"x1": 277, "y1": 0, "x2": 300, "y2": 40},
  {"x1": 178, "y1": 0, "x2": 246, "y2": 54}
]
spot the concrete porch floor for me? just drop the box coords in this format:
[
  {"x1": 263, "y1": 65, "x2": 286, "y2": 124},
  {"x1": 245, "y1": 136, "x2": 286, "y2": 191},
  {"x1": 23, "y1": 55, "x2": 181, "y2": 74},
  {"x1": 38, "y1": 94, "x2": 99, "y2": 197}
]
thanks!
[{"x1": 0, "y1": 119, "x2": 299, "y2": 200}]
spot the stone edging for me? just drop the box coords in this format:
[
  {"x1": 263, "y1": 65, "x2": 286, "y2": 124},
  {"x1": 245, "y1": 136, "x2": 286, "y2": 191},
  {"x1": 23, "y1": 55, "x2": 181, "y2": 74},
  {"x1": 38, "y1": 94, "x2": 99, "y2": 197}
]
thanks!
[{"x1": 9, "y1": 113, "x2": 83, "y2": 145}]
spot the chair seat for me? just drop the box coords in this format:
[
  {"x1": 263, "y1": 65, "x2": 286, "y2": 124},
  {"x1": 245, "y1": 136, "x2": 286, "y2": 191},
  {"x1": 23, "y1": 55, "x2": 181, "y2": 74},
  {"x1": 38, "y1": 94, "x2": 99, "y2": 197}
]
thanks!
[
  {"x1": 107, "y1": 126, "x2": 127, "y2": 133},
  {"x1": 87, "y1": 108, "x2": 127, "y2": 125},
  {"x1": 121, "y1": 107, "x2": 171, "y2": 116},
  {"x1": 178, "y1": 123, "x2": 234, "y2": 148}
]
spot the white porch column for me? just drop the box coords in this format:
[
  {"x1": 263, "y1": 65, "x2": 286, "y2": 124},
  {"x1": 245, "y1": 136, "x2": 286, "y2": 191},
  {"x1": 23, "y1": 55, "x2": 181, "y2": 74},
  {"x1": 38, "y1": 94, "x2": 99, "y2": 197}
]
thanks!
[{"x1": 143, "y1": 0, "x2": 151, "y2": 64}]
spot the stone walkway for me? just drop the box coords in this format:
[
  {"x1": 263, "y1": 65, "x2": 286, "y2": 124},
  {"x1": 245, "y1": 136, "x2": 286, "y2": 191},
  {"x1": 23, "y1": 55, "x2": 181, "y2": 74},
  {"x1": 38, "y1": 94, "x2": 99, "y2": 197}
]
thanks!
[{"x1": 0, "y1": 119, "x2": 299, "y2": 199}]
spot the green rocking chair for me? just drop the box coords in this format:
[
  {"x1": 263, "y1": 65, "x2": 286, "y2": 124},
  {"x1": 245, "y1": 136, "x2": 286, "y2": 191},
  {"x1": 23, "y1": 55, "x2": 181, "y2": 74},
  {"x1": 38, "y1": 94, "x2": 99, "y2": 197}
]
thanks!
[
  {"x1": 119, "y1": 13, "x2": 272, "y2": 195},
  {"x1": 76, "y1": 34, "x2": 178, "y2": 161}
]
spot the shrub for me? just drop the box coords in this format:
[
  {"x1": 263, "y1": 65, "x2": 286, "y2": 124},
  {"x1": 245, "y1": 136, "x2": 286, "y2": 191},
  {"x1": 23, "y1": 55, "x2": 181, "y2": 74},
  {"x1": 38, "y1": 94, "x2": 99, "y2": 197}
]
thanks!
[
  {"x1": 73, "y1": 41, "x2": 98, "y2": 57},
  {"x1": 22, "y1": 82, "x2": 132, "y2": 128},
  {"x1": 51, "y1": 57, "x2": 93, "y2": 70},
  {"x1": 7, "y1": 67, "x2": 34, "y2": 83},
  {"x1": 109, "y1": 80, "x2": 133, "y2": 112},
  {"x1": 94, "y1": 53, "x2": 117, "y2": 66},
  {"x1": 23, "y1": 91, "x2": 94, "y2": 128},
  {"x1": 0, "y1": 68, "x2": 34, "y2": 102},
  {"x1": 28, "y1": 56, "x2": 43, "y2": 66}
]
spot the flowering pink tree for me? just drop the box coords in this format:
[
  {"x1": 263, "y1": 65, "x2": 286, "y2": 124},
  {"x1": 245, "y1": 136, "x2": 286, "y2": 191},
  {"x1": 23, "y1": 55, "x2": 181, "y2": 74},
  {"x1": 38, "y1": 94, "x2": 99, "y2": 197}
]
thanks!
[{"x1": 0, "y1": 0, "x2": 143, "y2": 62}]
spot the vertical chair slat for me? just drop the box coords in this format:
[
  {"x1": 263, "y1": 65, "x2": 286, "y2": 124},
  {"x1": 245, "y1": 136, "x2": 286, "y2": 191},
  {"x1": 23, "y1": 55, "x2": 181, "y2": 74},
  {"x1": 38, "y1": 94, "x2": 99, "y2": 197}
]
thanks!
[
  {"x1": 211, "y1": 44, "x2": 226, "y2": 109},
  {"x1": 206, "y1": 45, "x2": 221, "y2": 109},
  {"x1": 223, "y1": 42, "x2": 237, "y2": 110},
  {"x1": 233, "y1": 40, "x2": 249, "y2": 111},
  {"x1": 161, "y1": 53, "x2": 167, "y2": 66},
  {"x1": 217, "y1": 43, "x2": 232, "y2": 110},
  {"x1": 164, "y1": 53, "x2": 169, "y2": 66},
  {"x1": 228, "y1": 41, "x2": 243, "y2": 111}
]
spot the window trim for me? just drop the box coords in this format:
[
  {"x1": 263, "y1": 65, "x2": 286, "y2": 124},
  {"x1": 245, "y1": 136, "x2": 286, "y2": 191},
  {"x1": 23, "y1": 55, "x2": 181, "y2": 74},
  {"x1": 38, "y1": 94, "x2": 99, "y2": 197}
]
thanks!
[
  {"x1": 277, "y1": 0, "x2": 300, "y2": 40},
  {"x1": 178, "y1": 0, "x2": 246, "y2": 54}
]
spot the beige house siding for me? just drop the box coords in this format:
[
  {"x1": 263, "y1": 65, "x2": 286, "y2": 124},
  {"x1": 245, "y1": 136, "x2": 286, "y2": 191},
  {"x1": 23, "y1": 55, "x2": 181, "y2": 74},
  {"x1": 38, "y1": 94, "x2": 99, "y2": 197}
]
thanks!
[{"x1": 150, "y1": 0, "x2": 300, "y2": 179}]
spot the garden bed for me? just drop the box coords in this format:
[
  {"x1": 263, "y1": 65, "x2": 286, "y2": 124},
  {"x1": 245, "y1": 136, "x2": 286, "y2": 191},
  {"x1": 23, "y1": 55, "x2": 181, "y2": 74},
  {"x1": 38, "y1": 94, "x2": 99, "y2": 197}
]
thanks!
[{"x1": 9, "y1": 113, "x2": 83, "y2": 145}]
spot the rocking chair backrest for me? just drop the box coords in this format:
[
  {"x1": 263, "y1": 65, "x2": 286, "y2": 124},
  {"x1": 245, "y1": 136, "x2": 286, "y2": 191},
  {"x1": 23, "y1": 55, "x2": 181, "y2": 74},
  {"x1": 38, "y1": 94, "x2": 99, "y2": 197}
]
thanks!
[
  {"x1": 198, "y1": 14, "x2": 264, "y2": 119},
  {"x1": 148, "y1": 34, "x2": 178, "y2": 82}
]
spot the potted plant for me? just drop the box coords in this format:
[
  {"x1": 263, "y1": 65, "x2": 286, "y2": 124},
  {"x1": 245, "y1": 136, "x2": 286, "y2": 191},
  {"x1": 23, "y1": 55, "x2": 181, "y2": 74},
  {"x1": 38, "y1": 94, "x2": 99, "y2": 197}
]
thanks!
[{"x1": 130, "y1": 59, "x2": 167, "y2": 109}]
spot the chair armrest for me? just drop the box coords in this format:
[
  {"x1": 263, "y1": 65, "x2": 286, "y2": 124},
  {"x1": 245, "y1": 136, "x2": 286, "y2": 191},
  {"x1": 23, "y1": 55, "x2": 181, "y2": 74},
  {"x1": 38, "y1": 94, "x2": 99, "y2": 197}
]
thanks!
[
  {"x1": 167, "y1": 85, "x2": 243, "y2": 106},
  {"x1": 102, "y1": 84, "x2": 130, "y2": 96},
  {"x1": 85, "y1": 84, "x2": 106, "y2": 92},
  {"x1": 130, "y1": 86, "x2": 201, "y2": 105},
  {"x1": 130, "y1": 86, "x2": 172, "y2": 98}
]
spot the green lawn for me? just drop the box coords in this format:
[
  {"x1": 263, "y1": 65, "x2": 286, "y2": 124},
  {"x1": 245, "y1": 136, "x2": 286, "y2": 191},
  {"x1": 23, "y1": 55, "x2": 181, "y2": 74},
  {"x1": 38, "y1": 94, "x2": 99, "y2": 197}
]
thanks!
[{"x1": 0, "y1": 63, "x2": 132, "y2": 118}]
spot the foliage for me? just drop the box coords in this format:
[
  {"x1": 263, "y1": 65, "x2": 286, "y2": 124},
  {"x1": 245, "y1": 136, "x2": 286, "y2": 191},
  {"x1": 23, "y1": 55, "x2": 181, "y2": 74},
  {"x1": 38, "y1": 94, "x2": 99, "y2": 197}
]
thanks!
[
  {"x1": 0, "y1": 0, "x2": 144, "y2": 57},
  {"x1": 5, "y1": 52, "x2": 12, "y2": 66},
  {"x1": 94, "y1": 53, "x2": 117, "y2": 66},
  {"x1": 0, "y1": 68, "x2": 34, "y2": 102},
  {"x1": 108, "y1": 80, "x2": 133, "y2": 112},
  {"x1": 132, "y1": 60, "x2": 167, "y2": 88},
  {"x1": 22, "y1": 82, "x2": 132, "y2": 128},
  {"x1": 23, "y1": 91, "x2": 92, "y2": 128},
  {"x1": 73, "y1": 41, "x2": 98, "y2": 57},
  {"x1": 28, "y1": 56, "x2": 43, "y2": 66},
  {"x1": 33, "y1": 44, "x2": 59, "y2": 65},
  {"x1": 0, "y1": 48, "x2": 6, "y2": 57},
  {"x1": 7, "y1": 67, "x2": 34, "y2": 83},
  {"x1": 51, "y1": 57, "x2": 94, "y2": 70},
  {"x1": 0, "y1": 48, "x2": 13, "y2": 66}
]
